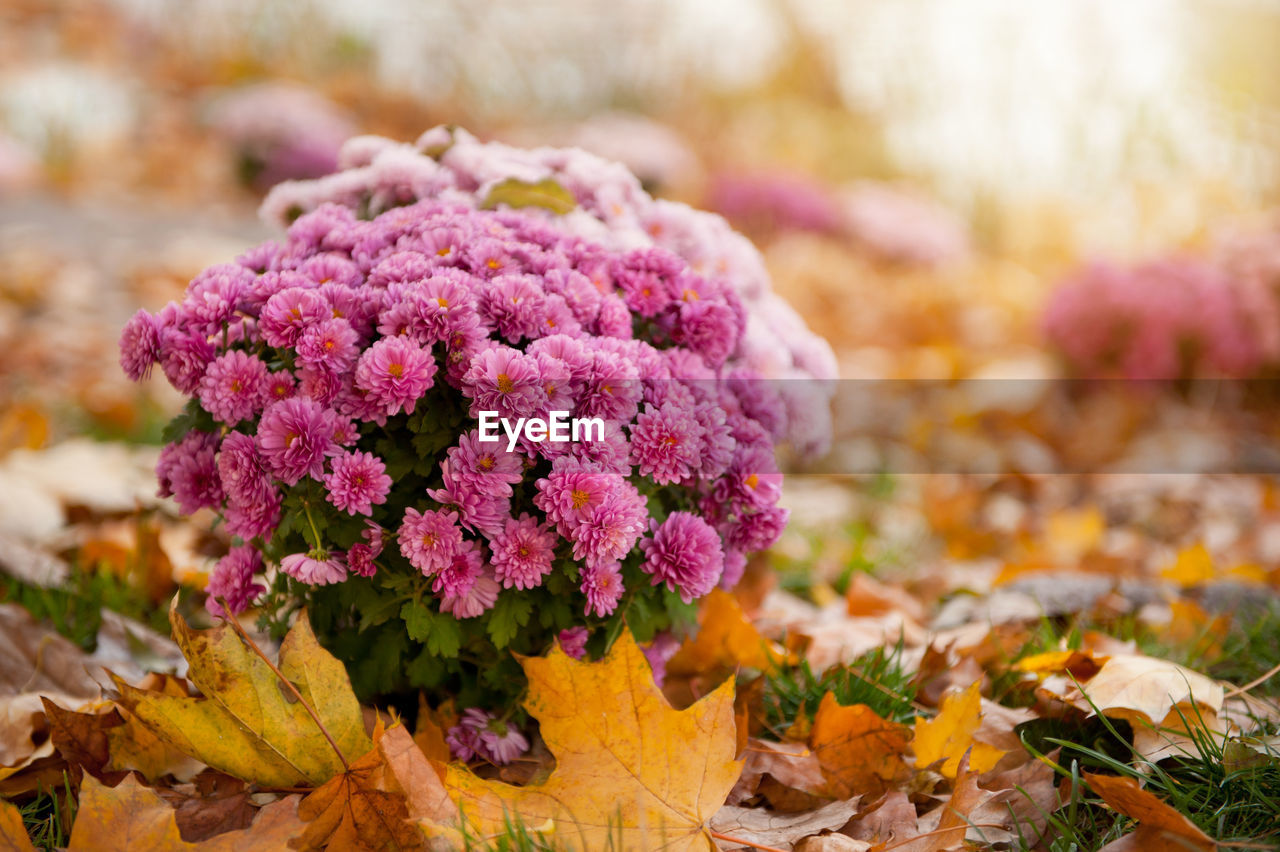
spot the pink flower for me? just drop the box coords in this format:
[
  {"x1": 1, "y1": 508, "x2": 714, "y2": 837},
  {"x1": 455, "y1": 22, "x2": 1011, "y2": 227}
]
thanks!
[
  {"x1": 256, "y1": 397, "x2": 338, "y2": 485},
  {"x1": 426, "y1": 473, "x2": 510, "y2": 539},
  {"x1": 640, "y1": 511, "x2": 724, "y2": 603},
  {"x1": 159, "y1": 329, "x2": 216, "y2": 395},
  {"x1": 630, "y1": 403, "x2": 702, "y2": 485},
  {"x1": 205, "y1": 545, "x2": 266, "y2": 617},
  {"x1": 558, "y1": 626, "x2": 589, "y2": 660},
  {"x1": 198, "y1": 350, "x2": 269, "y2": 425},
  {"x1": 439, "y1": 568, "x2": 500, "y2": 619},
  {"x1": 580, "y1": 561, "x2": 625, "y2": 617},
  {"x1": 280, "y1": 549, "x2": 348, "y2": 585},
  {"x1": 446, "y1": 708, "x2": 528, "y2": 765},
  {"x1": 461, "y1": 346, "x2": 545, "y2": 420},
  {"x1": 260, "y1": 287, "x2": 330, "y2": 348},
  {"x1": 157, "y1": 431, "x2": 223, "y2": 515},
  {"x1": 444, "y1": 431, "x2": 524, "y2": 499},
  {"x1": 296, "y1": 317, "x2": 360, "y2": 372},
  {"x1": 354, "y1": 336, "x2": 438, "y2": 415},
  {"x1": 397, "y1": 508, "x2": 463, "y2": 576},
  {"x1": 324, "y1": 450, "x2": 392, "y2": 516},
  {"x1": 347, "y1": 521, "x2": 384, "y2": 577},
  {"x1": 490, "y1": 514, "x2": 557, "y2": 590},
  {"x1": 119, "y1": 309, "x2": 161, "y2": 381}
]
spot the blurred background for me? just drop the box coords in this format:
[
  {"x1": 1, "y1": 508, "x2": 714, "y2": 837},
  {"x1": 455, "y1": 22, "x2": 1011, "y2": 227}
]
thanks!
[{"x1": 3, "y1": 0, "x2": 1280, "y2": 622}]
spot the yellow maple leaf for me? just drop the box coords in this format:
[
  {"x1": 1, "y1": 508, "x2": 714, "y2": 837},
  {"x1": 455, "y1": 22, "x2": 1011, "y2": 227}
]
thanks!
[
  {"x1": 439, "y1": 629, "x2": 742, "y2": 851},
  {"x1": 113, "y1": 603, "x2": 371, "y2": 788},
  {"x1": 1161, "y1": 543, "x2": 1214, "y2": 588},
  {"x1": 666, "y1": 588, "x2": 789, "y2": 677},
  {"x1": 912, "y1": 682, "x2": 1005, "y2": 778},
  {"x1": 0, "y1": 798, "x2": 36, "y2": 852}
]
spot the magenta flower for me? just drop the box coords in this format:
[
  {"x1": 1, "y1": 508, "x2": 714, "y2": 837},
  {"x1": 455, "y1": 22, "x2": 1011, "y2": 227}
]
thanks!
[
  {"x1": 477, "y1": 715, "x2": 529, "y2": 764},
  {"x1": 280, "y1": 549, "x2": 348, "y2": 585},
  {"x1": 296, "y1": 317, "x2": 360, "y2": 372},
  {"x1": 205, "y1": 546, "x2": 265, "y2": 617},
  {"x1": 256, "y1": 397, "x2": 338, "y2": 485},
  {"x1": 198, "y1": 350, "x2": 269, "y2": 425},
  {"x1": 398, "y1": 507, "x2": 464, "y2": 576},
  {"x1": 119, "y1": 309, "x2": 161, "y2": 381},
  {"x1": 490, "y1": 514, "x2": 557, "y2": 590},
  {"x1": 630, "y1": 403, "x2": 702, "y2": 485},
  {"x1": 439, "y1": 569, "x2": 500, "y2": 620},
  {"x1": 446, "y1": 708, "x2": 527, "y2": 765},
  {"x1": 558, "y1": 626, "x2": 589, "y2": 660},
  {"x1": 324, "y1": 450, "x2": 391, "y2": 516},
  {"x1": 444, "y1": 431, "x2": 524, "y2": 499},
  {"x1": 260, "y1": 287, "x2": 330, "y2": 348},
  {"x1": 580, "y1": 561, "x2": 625, "y2": 617},
  {"x1": 353, "y1": 336, "x2": 437, "y2": 416},
  {"x1": 640, "y1": 511, "x2": 724, "y2": 603},
  {"x1": 426, "y1": 472, "x2": 510, "y2": 539},
  {"x1": 156, "y1": 431, "x2": 223, "y2": 515},
  {"x1": 461, "y1": 346, "x2": 544, "y2": 420},
  {"x1": 159, "y1": 328, "x2": 216, "y2": 395},
  {"x1": 346, "y1": 521, "x2": 384, "y2": 577}
]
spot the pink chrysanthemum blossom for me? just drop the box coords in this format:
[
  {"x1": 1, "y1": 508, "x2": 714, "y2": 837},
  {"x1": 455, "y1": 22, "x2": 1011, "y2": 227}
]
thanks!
[
  {"x1": 431, "y1": 539, "x2": 483, "y2": 599},
  {"x1": 346, "y1": 521, "x2": 384, "y2": 577},
  {"x1": 461, "y1": 346, "x2": 545, "y2": 420},
  {"x1": 446, "y1": 708, "x2": 528, "y2": 765},
  {"x1": 260, "y1": 287, "x2": 331, "y2": 348},
  {"x1": 205, "y1": 545, "x2": 266, "y2": 617},
  {"x1": 490, "y1": 513, "x2": 557, "y2": 590},
  {"x1": 353, "y1": 335, "x2": 437, "y2": 415},
  {"x1": 119, "y1": 309, "x2": 162, "y2": 381},
  {"x1": 641, "y1": 632, "x2": 681, "y2": 687},
  {"x1": 296, "y1": 317, "x2": 360, "y2": 372},
  {"x1": 397, "y1": 508, "x2": 464, "y2": 576},
  {"x1": 640, "y1": 511, "x2": 724, "y2": 603},
  {"x1": 265, "y1": 371, "x2": 296, "y2": 402},
  {"x1": 580, "y1": 561, "x2": 625, "y2": 617},
  {"x1": 159, "y1": 328, "x2": 216, "y2": 395},
  {"x1": 157, "y1": 431, "x2": 223, "y2": 515},
  {"x1": 533, "y1": 462, "x2": 618, "y2": 532},
  {"x1": 217, "y1": 430, "x2": 282, "y2": 541},
  {"x1": 569, "y1": 489, "x2": 649, "y2": 567},
  {"x1": 324, "y1": 450, "x2": 392, "y2": 516},
  {"x1": 724, "y1": 505, "x2": 789, "y2": 554},
  {"x1": 280, "y1": 548, "x2": 348, "y2": 585},
  {"x1": 426, "y1": 472, "x2": 510, "y2": 539},
  {"x1": 444, "y1": 431, "x2": 524, "y2": 499},
  {"x1": 439, "y1": 568, "x2": 500, "y2": 620},
  {"x1": 198, "y1": 350, "x2": 269, "y2": 425},
  {"x1": 558, "y1": 626, "x2": 589, "y2": 660},
  {"x1": 256, "y1": 397, "x2": 338, "y2": 486},
  {"x1": 630, "y1": 403, "x2": 702, "y2": 485}
]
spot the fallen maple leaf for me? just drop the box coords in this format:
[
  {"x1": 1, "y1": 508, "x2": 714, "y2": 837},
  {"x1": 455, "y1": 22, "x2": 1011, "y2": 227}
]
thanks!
[
  {"x1": 1067, "y1": 654, "x2": 1223, "y2": 725},
  {"x1": 1085, "y1": 773, "x2": 1216, "y2": 852},
  {"x1": 809, "y1": 693, "x2": 909, "y2": 798},
  {"x1": 439, "y1": 629, "x2": 742, "y2": 851},
  {"x1": 65, "y1": 774, "x2": 303, "y2": 851},
  {"x1": 912, "y1": 683, "x2": 1004, "y2": 778},
  {"x1": 666, "y1": 589, "x2": 788, "y2": 677},
  {"x1": 711, "y1": 799, "x2": 862, "y2": 851},
  {"x1": 114, "y1": 604, "x2": 371, "y2": 788},
  {"x1": 1160, "y1": 543, "x2": 1214, "y2": 588},
  {"x1": 296, "y1": 723, "x2": 449, "y2": 852},
  {"x1": 42, "y1": 697, "x2": 203, "y2": 784}
]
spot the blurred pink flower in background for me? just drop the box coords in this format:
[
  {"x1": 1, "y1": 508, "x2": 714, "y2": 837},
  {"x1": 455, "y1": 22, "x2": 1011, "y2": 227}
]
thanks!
[
  {"x1": 207, "y1": 83, "x2": 355, "y2": 190},
  {"x1": 709, "y1": 170, "x2": 844, "y2": 237},
  {"x1": 840, "y1": 181, "x2": 971, "y2": 267}
]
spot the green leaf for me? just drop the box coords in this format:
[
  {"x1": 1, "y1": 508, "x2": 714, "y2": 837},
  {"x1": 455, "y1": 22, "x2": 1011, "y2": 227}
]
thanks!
[
  {"x1": 401, "y1": 600, "x2": 432, "y2": 642},
  {"x1": 427, "y1": 614, "x2": 462, "y2": 658},
  {"x1": 480, "y1": 177, "x2": 577, "y2": 215},
  {"x1": 487, "y1": 594, "x2": 533, "y2": 650}
]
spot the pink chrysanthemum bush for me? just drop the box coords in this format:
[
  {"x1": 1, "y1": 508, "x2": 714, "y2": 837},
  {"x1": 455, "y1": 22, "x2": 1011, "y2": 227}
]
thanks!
[{"x1": 121, "y1": 126, "x2": 834, "y2": 764}]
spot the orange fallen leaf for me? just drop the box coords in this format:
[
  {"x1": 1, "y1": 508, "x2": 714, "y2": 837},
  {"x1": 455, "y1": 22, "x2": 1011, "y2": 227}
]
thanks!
[
  {"x1": 296, "y1": 722, "x2": 447, "y2": 852},
  {"x1": 912, "y1": 682, "x2": 1005, "y2": 778},
  {"x1": 1015, "y1": 650, "x2": 1108, "y2": 681},
  {"x1": 439, "y1": 628, "x2": 742, "y2": 851},
  {"x1": 666, "y1": 588, "x2": 789, "y2": 677},
  {"x1": 1067, "y1": 654, "x2": 1223, "y2": 725},
  {"x1": 65, "y1": 774, "x2": 304, "y2": 851},
  {"x1": 845, "y1": 574, "x2": 926, "y2": 624},
  {"x1": 1086, "y1": 773, "x2": 1216, "y2": 852},
  {"x1": 809, "y1": 693, "x2": 909, "y2": 798}
]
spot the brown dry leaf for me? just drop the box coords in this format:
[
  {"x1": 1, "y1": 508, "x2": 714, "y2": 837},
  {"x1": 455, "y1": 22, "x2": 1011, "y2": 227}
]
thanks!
[
  {"x1": 296, "y1": 723, "x2": 447, "y2": 852},
  {"x1": 1066, "y1": 654, "x2": 1223, "y2": 725},
  {"x1": 1014, "y1": 649, "x2": 1108, "y2": 681},
  {"x1": 43, "y1": 698, "x2": 202, "y2": 783},
  {"x1": 809, "y1": 693, "x2": 909, "y2": 798},
  {"x1": 794, "y1": 835, "x2": 870, "y2": 852},
  {"x1": 439, "y1": 629, "x2": 742, "y2": 851},
  {"x1": 159, "y1": 771, "x2": 256, "y2": 842},
  {"x1": 114, "y1": 605, "x2": 371, "y2": 788},
  {"x1": 729, "y1": 739, "x2": 827, "y2": 806},
  {"x1": 667, "y1": 589, "x2": 788, "y2": 677},
  {"x1": 0, "y1": 798, "x2": 37, "y2": 852},
  {"x1": 845, "y1": 791, "x2": 918, "y2": 847},
  {"x1": 66, "y1": 774, "x2": 304, "y2": 851},
  {"x1": 0, "y1": 603, "x2": 104, "y2": 698},
  {"x1": 912, "y1": 683, "x2": 1005, "y2": 778},
  {"x1": 893, "y1": 756, "x2": 988, "y2": 852},
  {"x1": 412, "y1": 696, "x2": 452, "y2": 766},
  {"x1": 1085, "y1": 773, "x2": 1216, "y2": 852},
  {"x1": 711, "y1": 799, "x2": 862, "y2": 850},
  {"x1": 0, "y1": 694, "x2": 60, "y2": 782}
]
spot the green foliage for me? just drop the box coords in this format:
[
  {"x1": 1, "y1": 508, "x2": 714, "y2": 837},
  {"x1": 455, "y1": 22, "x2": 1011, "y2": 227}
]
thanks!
[
  {"x1": 18, "y1": 773, "x2": 76, "y2": 851},
  {"x1": 480, "y1": 177, "x2": 578, "y2": 215},
  {"x1": 763, "y1": 641, "x2": 917, "y2": 730},
  {"x1": 0, "y1": 564, "x2": 168, "y2": 651}
]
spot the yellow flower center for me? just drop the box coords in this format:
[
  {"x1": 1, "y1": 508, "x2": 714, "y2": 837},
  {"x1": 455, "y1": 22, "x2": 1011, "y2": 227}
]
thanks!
[
  {"x1": 496, "y1": 373, "x2": 515, "y2": 394},
  {"x1": 570, "y1": 489, "x2": 591, "y2": 509},
  {"x1": 388, "y1": 363, "x2": 404, "y2": 379}
]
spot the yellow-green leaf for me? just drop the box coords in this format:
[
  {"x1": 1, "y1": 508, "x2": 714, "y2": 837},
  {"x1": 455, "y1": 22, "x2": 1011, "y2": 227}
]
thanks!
[
  {"x1": 480, "y1": 177, "x2": 577, "y2": 215},
  {"x1": 113, "y1": 605, "x2": 371, "y2": 788}
]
